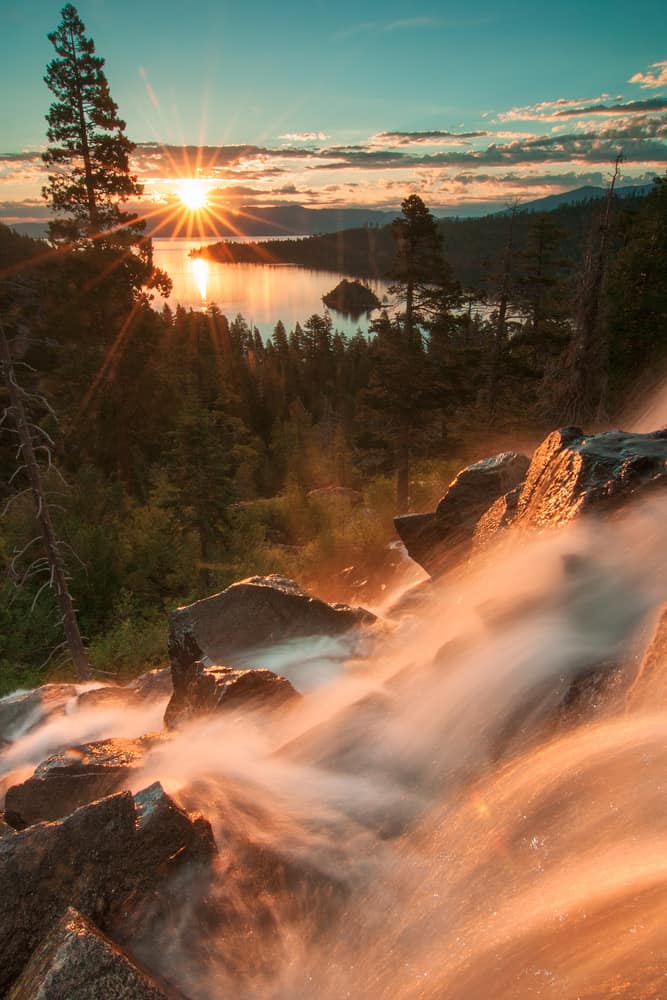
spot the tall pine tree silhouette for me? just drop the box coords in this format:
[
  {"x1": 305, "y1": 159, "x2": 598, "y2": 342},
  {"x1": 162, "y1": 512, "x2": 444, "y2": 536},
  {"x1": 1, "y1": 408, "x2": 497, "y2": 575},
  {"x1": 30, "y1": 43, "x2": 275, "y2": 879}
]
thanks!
[{"x1": 43, "y1": 4, "x2": 143, "y2": 246}]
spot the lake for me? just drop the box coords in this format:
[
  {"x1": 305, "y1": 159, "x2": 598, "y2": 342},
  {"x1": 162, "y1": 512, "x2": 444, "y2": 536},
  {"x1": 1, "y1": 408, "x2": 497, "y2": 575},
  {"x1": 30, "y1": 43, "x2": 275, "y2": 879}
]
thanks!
[{"x1": 151, "y1": 237, "x2": 391, "y2": 339}]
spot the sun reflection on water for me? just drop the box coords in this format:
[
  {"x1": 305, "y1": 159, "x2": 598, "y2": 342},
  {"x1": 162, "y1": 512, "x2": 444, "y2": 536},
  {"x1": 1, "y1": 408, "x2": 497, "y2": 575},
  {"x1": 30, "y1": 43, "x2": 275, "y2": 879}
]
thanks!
[{"x1": 190, "y1": 256, "x2": 209, "y2": 302}]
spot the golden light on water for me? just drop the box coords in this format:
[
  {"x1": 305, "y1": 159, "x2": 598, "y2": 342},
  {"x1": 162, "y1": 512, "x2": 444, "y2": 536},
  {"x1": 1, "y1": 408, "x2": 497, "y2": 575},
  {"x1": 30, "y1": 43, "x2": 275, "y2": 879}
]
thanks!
[{"x1": 190, "y1": 255, "x2": 209, "y2": 301}]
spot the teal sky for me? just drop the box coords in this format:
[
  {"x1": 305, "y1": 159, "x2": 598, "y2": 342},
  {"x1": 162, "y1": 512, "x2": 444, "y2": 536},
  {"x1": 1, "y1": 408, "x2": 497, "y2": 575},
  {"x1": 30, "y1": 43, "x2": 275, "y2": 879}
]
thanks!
[{"x1": 2, "y1": 0, "x2": 666, "y2": 219}]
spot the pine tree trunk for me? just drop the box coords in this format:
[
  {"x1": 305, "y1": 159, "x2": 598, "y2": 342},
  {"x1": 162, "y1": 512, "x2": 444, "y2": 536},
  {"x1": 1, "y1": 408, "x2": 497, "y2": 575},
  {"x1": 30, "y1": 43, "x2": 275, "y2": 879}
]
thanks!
[{"x1": 0, "y1": 325, "x2": 92, "y2": 681}]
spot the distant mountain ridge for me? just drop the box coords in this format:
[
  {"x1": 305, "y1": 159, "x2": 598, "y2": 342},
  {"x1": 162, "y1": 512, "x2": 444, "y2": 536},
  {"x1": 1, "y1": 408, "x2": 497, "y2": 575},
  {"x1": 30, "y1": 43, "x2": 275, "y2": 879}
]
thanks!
[
  {"x1": 7, "y1": 183, "x2": 653, "y2": 240},
  {"x1": 494, "y1": 183, "x2": 653, "y2": 216},
  {"x1": 8, "y1": 205, "x2": 398, "y2": 240}
]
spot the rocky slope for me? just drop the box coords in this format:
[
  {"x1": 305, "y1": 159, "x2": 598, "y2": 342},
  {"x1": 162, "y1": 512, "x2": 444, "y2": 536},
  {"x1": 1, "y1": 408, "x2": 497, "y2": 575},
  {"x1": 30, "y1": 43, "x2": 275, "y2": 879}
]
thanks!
[{"x1": 0, "y1": 435, "x2": 665, "y2": 998}]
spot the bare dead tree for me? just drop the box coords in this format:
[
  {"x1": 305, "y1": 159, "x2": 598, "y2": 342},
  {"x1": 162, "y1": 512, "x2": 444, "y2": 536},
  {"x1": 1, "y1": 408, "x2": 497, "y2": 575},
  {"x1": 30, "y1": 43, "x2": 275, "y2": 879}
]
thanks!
[
  {"x1": 1, "y1": 320, "x2": 91, "y2": 680},
  {"x1": 561, "y1": 153, "x2": 623, "y2": 425}
]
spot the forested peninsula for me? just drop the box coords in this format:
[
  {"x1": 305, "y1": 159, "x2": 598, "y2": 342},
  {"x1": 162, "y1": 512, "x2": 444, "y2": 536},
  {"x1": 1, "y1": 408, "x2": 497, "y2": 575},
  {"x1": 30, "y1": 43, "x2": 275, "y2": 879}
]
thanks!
[{"x1": 194, "y1": 192, "x2": 647, "y2": 293}]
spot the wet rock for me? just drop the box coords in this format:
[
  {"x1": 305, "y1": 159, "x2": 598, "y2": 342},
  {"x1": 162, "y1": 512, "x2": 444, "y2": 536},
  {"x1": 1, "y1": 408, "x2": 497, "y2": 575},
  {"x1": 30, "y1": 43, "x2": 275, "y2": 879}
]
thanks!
[
  {"x1": 75, "y1": 669, "x2": 172, "y2": 713},
  {"x1": 0, "y1": 783, "x2": 216, "y2": 995},
  {"x1": 398, "y1": 429, "x2": 667, "y2": 574},
  {"x1": 168, "y1": 574, "x2": 376, "y2": 673},
  {"x1": 504, "y1": 427, "x2": 667, "y2": 531},
  {"x1": 8, "y1": 907, "x2": 173, "y2": 1000},
  {"x1": 0, "y1": 684, "x2": 78, "y2": 743},
  {"x1": 127, "y1": 667, "x2": 173, "y2": 701},
  {"x1": 395, "y1": 451, "x2": 529, "y2": 576},
  {"x1": 76, "y1": 685, "x2": 142, "y2": 712},
  {"x1": 0, "y1": 815, "x2": 14, "y2": 837},
  {"x1": 4, "y1": 735, "x2": 162, "y2": 829},
  {"x1": 165, "y1": 661, "x2": 300, "y2": 729}
]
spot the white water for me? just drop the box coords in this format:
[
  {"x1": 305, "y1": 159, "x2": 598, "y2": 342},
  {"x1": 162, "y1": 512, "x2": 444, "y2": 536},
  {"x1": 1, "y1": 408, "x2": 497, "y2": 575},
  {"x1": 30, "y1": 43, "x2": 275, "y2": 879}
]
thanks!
[{"x1": 2, "y1": 392, "x2": 666, "y2": 997}]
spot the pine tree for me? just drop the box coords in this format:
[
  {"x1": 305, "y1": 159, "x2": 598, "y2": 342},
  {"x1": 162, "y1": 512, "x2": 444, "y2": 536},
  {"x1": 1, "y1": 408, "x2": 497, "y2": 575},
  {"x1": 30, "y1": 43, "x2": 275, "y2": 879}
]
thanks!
[
  {"x1": 389, "y1": 194, "x2": 446, "y2": 335},
  {"x1": 42, "y1": 4, "x2": 169, "y2": 303},
  {"x1": 43, "y1": 5, "x2": 139, "y2": 243}
]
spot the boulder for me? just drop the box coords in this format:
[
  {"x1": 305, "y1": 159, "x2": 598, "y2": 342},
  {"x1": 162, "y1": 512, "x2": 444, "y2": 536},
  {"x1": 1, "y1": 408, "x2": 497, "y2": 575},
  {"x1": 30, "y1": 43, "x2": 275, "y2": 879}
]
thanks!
[
  {"x1": 0, "y1": 782, "x2": 216, "y2": 995},
  {"x1": 4, "y1": 735, "x2": 162, "y2": 829},
  {"x1": 8, "y1": 907, "x2": 173, "y2": 1000},
  {"x1": 395, "y1": 451, "x2": 529, "y2": 576},
  {"x1": 398, "y1": 428, "x2": 667, "y2": 575},
  {"x1": 0, "y1": 684, "x2": 78, "y2": 743},
  {"x1": 76, "y1": 686, "x2": 142, "y2": 712},
  {"x1": 127, "y1": 667, "x2": 173, "y2": 701},
  {"x1": 502, "y1": 426, "x2": 667, "y2": 530},
  {"x1": 168, "y1": 574, "x2": 376, "y2": 673},
  {"x1": 165, "y1": 661, "x2": 300, "y2": 730},
  {"x1": 0, "y1": 816, "x2": 14, "y2": 837},
  {"x1": 76, "y1": 669, "x2": 172, "y2": 712}
]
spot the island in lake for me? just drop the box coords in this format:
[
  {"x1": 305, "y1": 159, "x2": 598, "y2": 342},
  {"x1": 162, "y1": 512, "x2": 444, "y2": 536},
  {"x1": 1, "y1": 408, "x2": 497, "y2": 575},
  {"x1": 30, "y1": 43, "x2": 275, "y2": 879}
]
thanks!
[{"x1": 322, "y1": 279, "x2": 382, "y2": 316}]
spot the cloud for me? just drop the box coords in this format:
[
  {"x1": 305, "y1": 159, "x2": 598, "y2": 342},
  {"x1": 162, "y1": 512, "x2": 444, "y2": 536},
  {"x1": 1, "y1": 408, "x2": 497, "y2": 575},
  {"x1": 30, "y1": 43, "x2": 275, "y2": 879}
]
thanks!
[
  {"x1": 333, "y1": 14, "x2": 494, "y2": 41},
  {"x1": 499, "y1": 96, "x2": 667, "y2": 122},
  {"x1": 371, "y1": 130, "x2": 489, "y2": 146},
  {"x1": 333, "y1": 15, "x2": 441, "y2": 41},
  {"x1": 554, "y1": 98, "x2": 667, "y2": 118},
  {"x1": 630, "y1": 60, "x2": 667, "y2": 90},
  {"x1": 279, "y1": 132, "x2": 330, "y2": 142},
  {"x1": 383, "y1": 17, "x2": 440, "y2": 31}
]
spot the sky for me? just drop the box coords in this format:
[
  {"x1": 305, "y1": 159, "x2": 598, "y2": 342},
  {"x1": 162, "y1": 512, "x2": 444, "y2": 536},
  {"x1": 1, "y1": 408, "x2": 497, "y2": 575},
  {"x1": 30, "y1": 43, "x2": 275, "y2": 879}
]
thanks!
[{"x1": 1, "y1": 0, "x2": 667, "y2": 227}]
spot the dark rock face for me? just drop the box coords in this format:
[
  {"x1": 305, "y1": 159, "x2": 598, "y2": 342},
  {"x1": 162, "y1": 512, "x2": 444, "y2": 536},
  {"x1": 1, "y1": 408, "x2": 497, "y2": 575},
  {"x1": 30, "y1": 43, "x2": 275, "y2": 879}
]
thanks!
[
  {"x1": 165, "y1": 575, "x2": 375, "y2": 728},
  {"x1": 0, "y1": 783, "x2": 216, "y2": 995},
  {"x1": 165, "y1": 661, "x2": 300, "y2": 730},
  {"x1": 0, "y1": 684, "x2": 78, "y2": 743},
  {"x1": 395, "y1": 451, "x2": 530, "y2": 576},
  {"x1": 127, "y1": 667, "x2": 173, "y2": 701},
  {"x1": 8, "y1": 907, "x2": 172, "y2": 1000},
  {"x1": 398, "y1": 429, "x2": 667, "y2": 575},
  {"x1": 4, "y1": 735, "x2": 161, "y2": 829},
  {"x1": 168, "y1": 574, "x2": 376, "y2": 672}
]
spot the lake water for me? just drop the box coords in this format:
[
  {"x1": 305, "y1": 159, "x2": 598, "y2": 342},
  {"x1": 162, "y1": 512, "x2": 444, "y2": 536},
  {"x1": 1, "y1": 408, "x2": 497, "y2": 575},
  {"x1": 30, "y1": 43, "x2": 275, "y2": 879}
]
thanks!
[{"x1": 151, "y1": 237, "x2": 391, "y2": 339}]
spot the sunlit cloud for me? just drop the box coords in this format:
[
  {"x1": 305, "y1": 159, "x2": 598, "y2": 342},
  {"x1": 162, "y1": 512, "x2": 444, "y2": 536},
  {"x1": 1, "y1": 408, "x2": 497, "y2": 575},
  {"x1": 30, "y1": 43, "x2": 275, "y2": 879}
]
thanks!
[
  {"x1": 630, "y1": 60, "x2": 667, "y2": 90},
  {"x1": 279, "y1": 132, "x2": 330, "y2": 142},
  {"x1": 499, "y1": 96, "x2": 667, "y2": 121},
  {"x1": 370, "y1": 130, "x2": 489, "y2": 146}
]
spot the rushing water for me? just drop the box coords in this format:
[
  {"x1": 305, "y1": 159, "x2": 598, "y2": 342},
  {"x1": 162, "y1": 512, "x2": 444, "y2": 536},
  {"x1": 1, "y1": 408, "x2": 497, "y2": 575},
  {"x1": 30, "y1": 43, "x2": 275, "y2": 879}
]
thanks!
[
  {"x1": 2, "y1": 490, "x2": 666, "y2": 998},
  {"x1": 3, "y1": 383, "x2": 667, "y2": 997},
  {"x1": 151, "y1": 237, "x2": 391, "y2": 339}
]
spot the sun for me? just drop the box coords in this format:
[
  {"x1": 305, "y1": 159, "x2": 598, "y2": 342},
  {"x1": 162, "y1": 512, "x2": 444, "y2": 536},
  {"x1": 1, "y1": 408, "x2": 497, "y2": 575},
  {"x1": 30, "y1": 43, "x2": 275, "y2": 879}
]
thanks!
[{"x1": 176, "y1": 178, "x2": 209, "y2": 211}]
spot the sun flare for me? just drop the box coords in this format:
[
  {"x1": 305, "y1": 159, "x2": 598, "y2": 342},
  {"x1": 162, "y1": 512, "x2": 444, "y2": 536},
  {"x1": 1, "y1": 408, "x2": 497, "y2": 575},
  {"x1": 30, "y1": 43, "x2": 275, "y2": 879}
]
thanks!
[{"x1": 176, "y1": 178, "x2": 209, "y2": 211}]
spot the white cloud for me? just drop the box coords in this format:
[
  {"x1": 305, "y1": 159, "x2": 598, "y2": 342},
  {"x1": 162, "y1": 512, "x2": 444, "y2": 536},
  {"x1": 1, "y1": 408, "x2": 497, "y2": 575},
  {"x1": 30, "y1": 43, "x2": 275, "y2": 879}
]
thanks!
[
  {"x1": 279, "y1": 132, "x2": 330, "y2": 142},
  {"x1": 629, "y1": 60, "x2": 667, "y2": 90}
]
